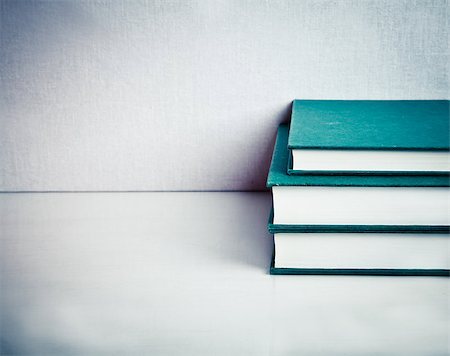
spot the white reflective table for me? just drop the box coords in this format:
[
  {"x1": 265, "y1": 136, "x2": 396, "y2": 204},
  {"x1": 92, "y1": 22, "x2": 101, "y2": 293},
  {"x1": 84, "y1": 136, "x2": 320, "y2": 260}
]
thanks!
[{"x1": 1, "y1": 192, "x2": 448, "y2": 355}]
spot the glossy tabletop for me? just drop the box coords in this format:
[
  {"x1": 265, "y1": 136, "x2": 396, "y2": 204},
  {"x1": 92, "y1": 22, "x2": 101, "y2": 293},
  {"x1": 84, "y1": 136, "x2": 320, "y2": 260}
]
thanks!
[{"x1": 0, "y1": 192, "x2": 448, "y2": 355}]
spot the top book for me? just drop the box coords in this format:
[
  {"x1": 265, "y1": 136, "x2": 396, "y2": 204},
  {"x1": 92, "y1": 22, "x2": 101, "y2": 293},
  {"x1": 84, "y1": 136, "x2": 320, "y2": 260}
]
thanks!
[{"x1": 288, "y1": 100, "x2": 450, "y2": 174}]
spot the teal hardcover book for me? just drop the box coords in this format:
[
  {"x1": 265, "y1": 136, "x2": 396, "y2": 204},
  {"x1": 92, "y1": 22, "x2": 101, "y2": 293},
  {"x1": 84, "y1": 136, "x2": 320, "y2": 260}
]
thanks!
[
  {"x1": 268, "y1": 209, "x2": 450, "y2": 277},
  {"x1": 287, "y1": 100, "x2": 450, "y2": 174},
  {"x1": 267, "y1": 125, "x2": 450, "y2": 227},
  {"x1": 269, "y1": 221, "x2": 450, "y2": 276}
]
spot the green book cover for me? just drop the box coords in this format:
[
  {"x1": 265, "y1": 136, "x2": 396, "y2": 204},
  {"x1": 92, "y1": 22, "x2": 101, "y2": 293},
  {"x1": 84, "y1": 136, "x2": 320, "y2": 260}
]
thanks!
[
  {"x1": 288, "y1": 100, "x2": 450, "y2": 150},
  {"x1": 267, "y1": 208, "x2": 450, "y2": 234},
  {"x1": 287, "y1": 100, "x2": 450, "y2": 175},
  {"x1": 270, "y1": 260, "x2": 450, "y2": 277},
  {"x1": 267, "y1": 124, "x2": 450, "y2": 187}
]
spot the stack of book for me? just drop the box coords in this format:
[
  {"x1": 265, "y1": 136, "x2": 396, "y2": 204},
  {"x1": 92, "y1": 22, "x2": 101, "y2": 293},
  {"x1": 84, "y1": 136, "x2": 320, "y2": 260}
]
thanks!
[{"x1": 267, "y1": 100, "x2": 450, "y2": 276}]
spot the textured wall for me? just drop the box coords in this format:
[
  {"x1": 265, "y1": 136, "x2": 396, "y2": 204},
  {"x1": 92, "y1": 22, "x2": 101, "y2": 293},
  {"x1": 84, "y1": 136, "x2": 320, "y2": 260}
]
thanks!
[{"x1": 1, "y1": 0, "x2": 448, "y2": 191}]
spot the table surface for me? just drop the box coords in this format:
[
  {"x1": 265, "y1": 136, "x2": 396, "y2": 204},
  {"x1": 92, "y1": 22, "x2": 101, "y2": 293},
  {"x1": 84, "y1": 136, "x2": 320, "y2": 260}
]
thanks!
[{"x1": 0, "y1": 192, "x2": 448, "y2": 355}]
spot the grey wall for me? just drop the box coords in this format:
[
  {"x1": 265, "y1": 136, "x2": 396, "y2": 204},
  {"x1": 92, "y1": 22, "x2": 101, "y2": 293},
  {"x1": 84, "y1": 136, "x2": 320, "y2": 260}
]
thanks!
[{"x1": 1, "y1": 0, "x2": 448, "y2": 191}]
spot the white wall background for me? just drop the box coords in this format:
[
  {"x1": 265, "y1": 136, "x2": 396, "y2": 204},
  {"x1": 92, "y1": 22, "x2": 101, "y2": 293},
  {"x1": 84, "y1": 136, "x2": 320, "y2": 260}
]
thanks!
[{"x1": 1, "y1": 0, "x2": 448, "y2": 191}]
